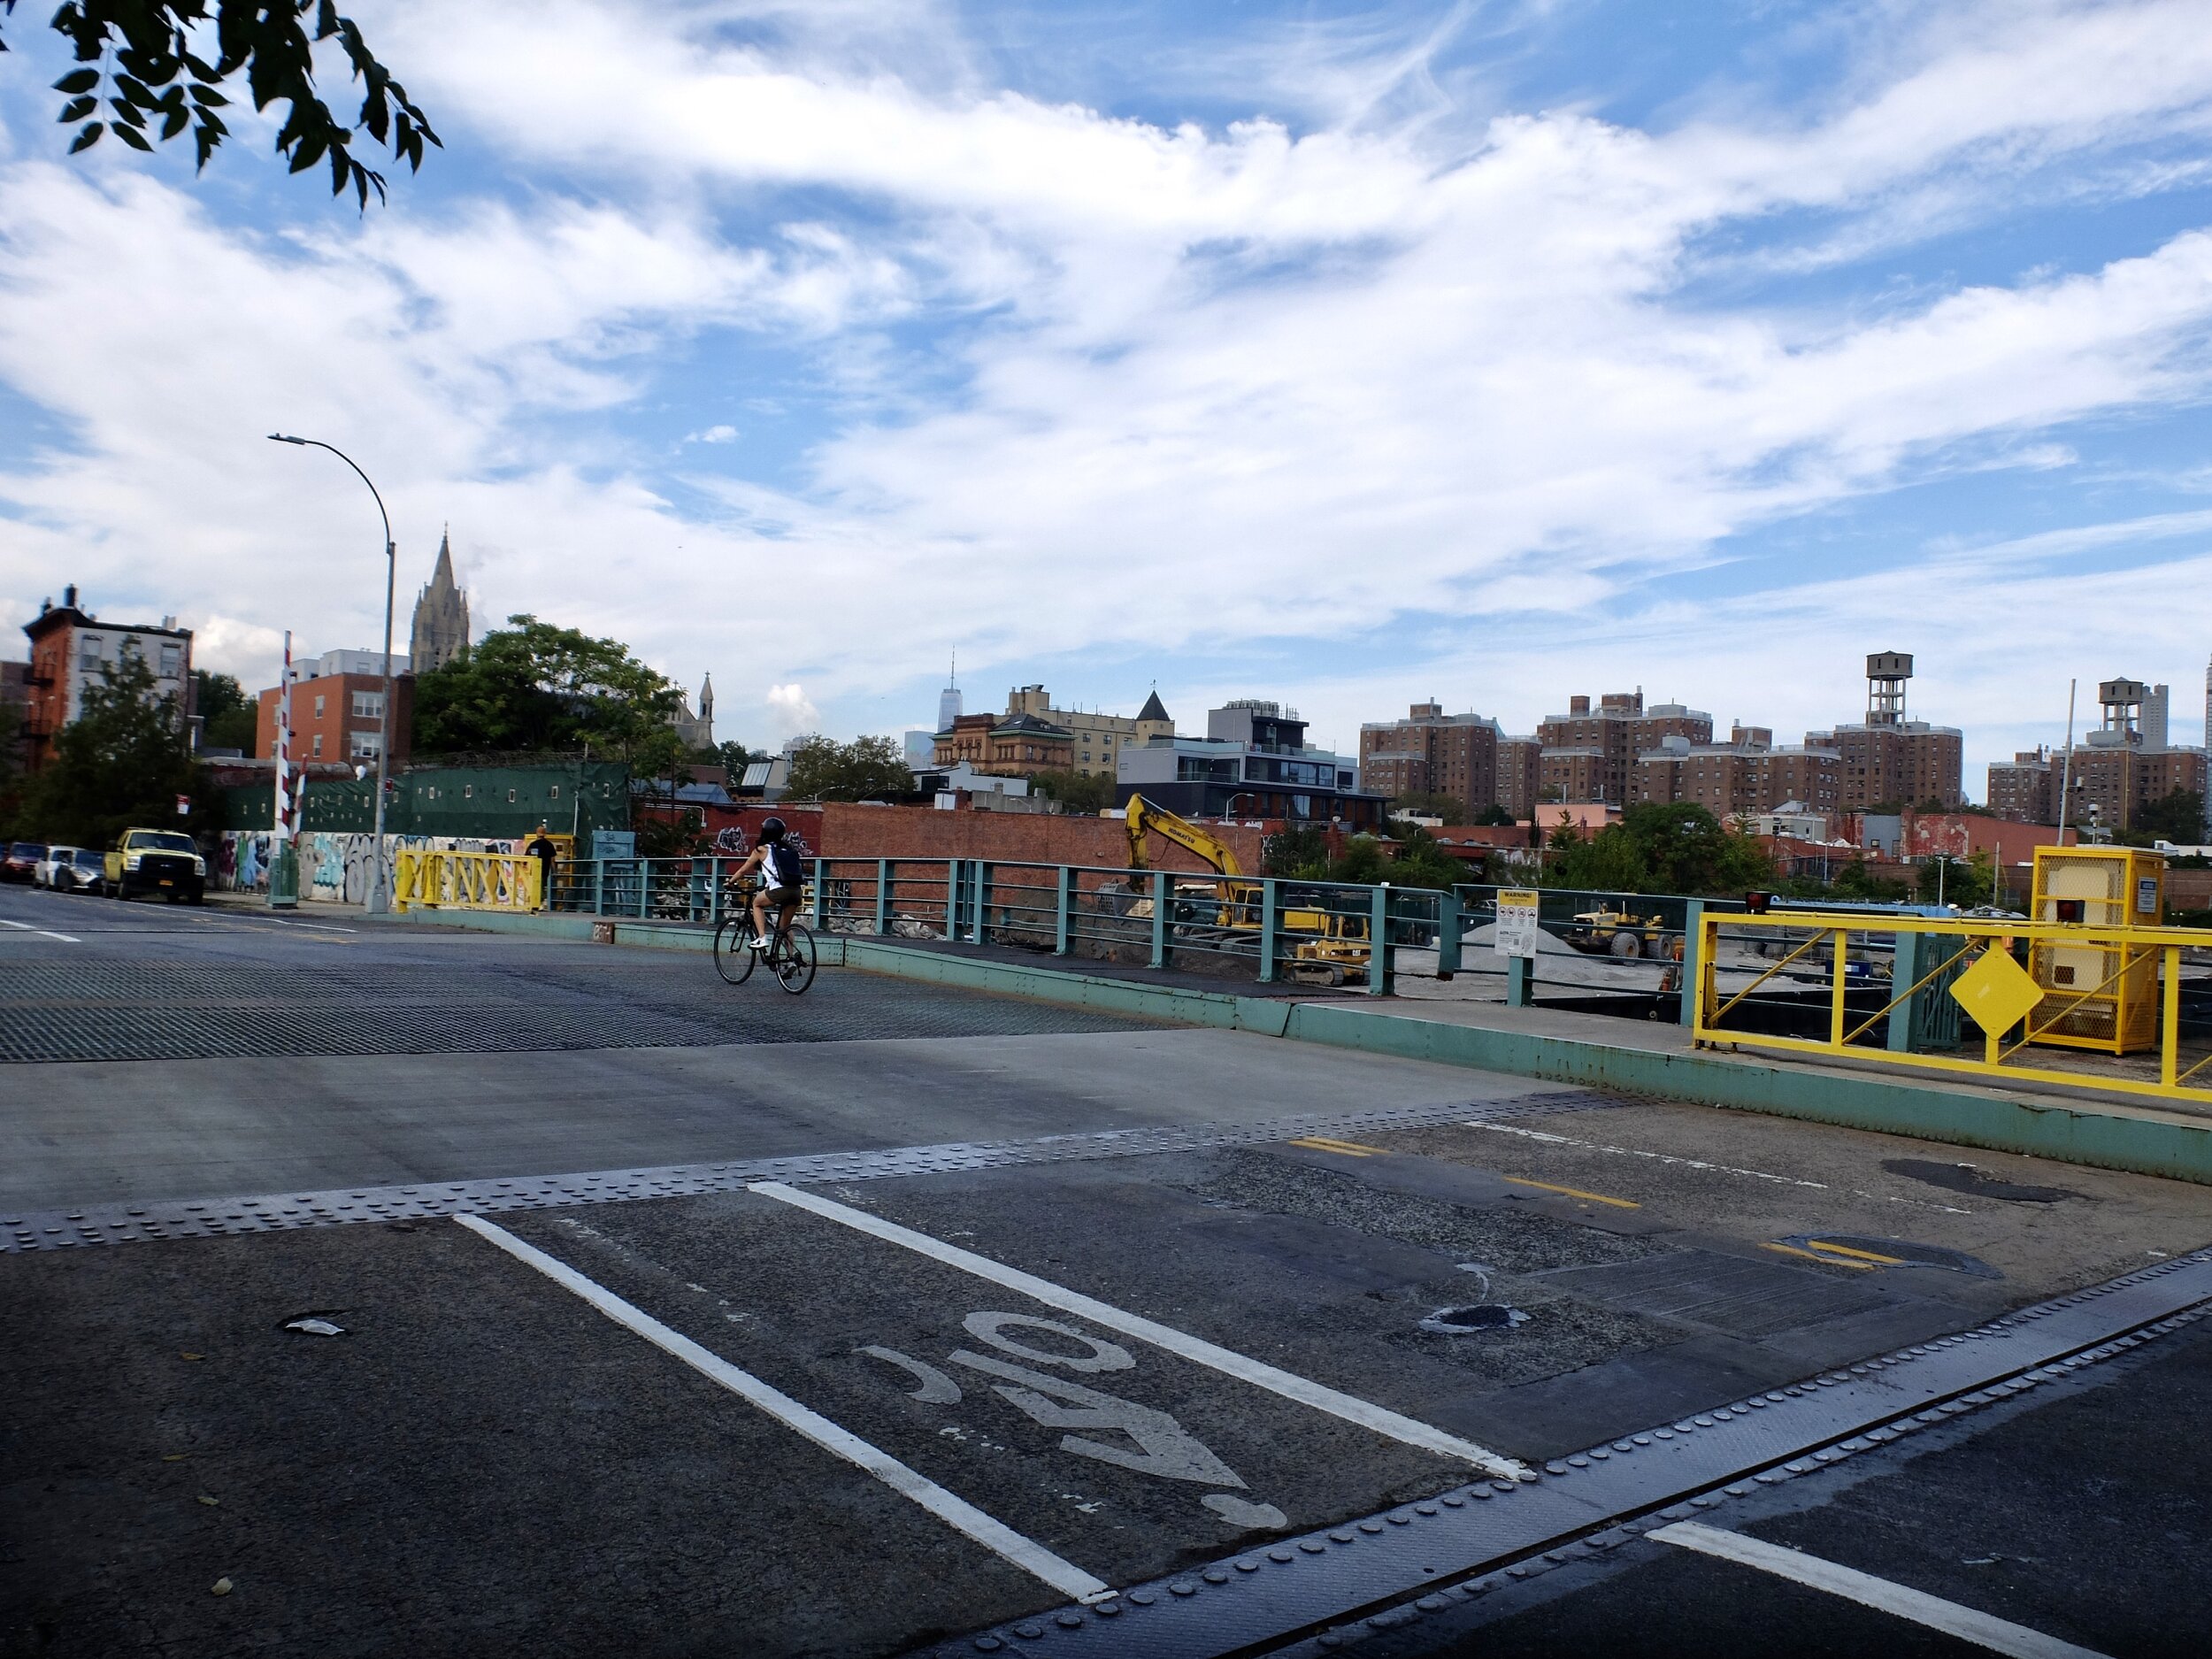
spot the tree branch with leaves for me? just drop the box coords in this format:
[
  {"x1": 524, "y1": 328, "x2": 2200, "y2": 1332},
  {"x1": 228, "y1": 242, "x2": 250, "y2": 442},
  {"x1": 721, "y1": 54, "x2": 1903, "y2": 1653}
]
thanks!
[{"x1": 4, "y1": 0, "x2": 439, "y2": 208}]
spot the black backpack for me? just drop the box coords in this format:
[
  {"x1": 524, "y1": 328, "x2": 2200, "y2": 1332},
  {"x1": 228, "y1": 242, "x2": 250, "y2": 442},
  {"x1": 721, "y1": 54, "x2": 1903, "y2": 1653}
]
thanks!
[{"x1": 765, "y1": 842, "x2": 804, "y2": 887}]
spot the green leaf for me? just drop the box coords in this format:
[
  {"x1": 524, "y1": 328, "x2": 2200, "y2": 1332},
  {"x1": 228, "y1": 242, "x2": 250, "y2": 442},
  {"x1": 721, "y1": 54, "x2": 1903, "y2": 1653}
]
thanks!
[
  {"x1": 161, "y1": 106, "x2": 188, "y2": 142},
  {"x1": 288, "y1": 132, "x2": 326, "y2": 173},
  {"x1": 188, "y1": 84, "x2": 227, "y2": 107},
  {"x1": 52, "y1": 68, "x2": 99, "y2": 96},
  {"x1": 113, "y1": 122, "x2": 153, "y2": 153},
  {"x1": 58, "y1": 96, "x2": 97, "y2": 124},
  {"x1": 109, "y1": 96, "x2": 147, "y2": 129},
  {"x1": 68, "y1": 122, "x2": 104, "y2": 155}
]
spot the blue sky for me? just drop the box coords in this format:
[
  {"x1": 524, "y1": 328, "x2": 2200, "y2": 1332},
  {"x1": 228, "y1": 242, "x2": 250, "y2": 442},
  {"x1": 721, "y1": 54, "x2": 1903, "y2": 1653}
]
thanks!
[{"x1": 4, "y1": 0, "x2": 2212, "y2": 788}]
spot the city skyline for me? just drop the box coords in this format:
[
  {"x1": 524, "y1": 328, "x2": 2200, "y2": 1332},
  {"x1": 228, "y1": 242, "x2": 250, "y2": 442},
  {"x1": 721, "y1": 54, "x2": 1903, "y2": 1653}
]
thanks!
[{"x1": 7, "y1": 4, "x2": 2212, "y2": 787}]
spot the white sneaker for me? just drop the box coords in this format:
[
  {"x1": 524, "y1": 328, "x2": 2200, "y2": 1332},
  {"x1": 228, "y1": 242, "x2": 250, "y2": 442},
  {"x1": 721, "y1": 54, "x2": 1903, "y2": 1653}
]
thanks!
[{"x1": 752, "y1": 936, "x2": 772, "y2": 950}]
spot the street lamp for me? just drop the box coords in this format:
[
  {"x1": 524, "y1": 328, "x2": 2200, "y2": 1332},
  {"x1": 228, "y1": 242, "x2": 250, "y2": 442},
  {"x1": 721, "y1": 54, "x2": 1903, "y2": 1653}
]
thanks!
[{"x1": 268, "y1": 434, "x2": 397, "y2": 912}]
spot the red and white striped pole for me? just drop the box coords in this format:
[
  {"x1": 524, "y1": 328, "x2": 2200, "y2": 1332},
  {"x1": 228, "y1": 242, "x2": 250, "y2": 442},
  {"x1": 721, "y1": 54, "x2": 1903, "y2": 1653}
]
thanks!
[{"x1": 270, "y1": 631, "x2": 299, "y2": 908}]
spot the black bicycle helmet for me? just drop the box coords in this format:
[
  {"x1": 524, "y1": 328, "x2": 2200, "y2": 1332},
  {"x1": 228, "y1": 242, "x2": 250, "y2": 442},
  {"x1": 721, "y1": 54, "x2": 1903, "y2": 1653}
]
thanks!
[{"x1": 759, "y1": 817, "x2": 787, "y2": 841}]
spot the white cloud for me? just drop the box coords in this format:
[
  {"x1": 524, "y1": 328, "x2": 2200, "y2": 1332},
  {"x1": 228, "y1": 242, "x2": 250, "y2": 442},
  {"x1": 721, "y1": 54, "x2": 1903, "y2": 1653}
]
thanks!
[
  {"x1": 765, "y1": 682, "x2": 820, "y2": 738},
  {"x1": 4, "y1": 0, "x2": 2212, "y2": 794}
]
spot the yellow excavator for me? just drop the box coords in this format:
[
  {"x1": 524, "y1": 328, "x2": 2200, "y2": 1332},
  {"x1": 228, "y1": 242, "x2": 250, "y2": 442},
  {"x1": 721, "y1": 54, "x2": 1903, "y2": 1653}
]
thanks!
[{"x1": 1122, "y1": 795, "x2": 1371, "y2": 985}]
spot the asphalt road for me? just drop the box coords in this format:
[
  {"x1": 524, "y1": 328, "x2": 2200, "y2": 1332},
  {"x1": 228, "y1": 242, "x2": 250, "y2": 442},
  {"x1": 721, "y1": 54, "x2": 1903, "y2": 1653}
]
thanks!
[{"x1": 3, "y1": 880, "x2": 2208, "y2": 1658}]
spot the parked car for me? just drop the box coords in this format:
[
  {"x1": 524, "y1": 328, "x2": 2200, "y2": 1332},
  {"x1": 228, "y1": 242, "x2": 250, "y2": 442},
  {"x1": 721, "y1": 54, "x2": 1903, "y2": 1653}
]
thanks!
[
  {"x1": 106, "y1": 827, "x2": 207, "y2": 903},
  {"x1": 1, "y1": 841, "x2": 46, "y2": 883},
  {"x1": 32, "y1": 847, "x2": 79, "y2": 890},
  {"x1": 62, "y1": 849, "x2": 110, "y2": 895}
]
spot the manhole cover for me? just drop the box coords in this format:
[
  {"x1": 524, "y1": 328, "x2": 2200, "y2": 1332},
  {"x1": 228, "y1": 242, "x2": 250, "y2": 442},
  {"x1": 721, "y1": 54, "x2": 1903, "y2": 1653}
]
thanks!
[{"x1": 1419, "y1": 1304, "x2": 1529, "y2": 1333}]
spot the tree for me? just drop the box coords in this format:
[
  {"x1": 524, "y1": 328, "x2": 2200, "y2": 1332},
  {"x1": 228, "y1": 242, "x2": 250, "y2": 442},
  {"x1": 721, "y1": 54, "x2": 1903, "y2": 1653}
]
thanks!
[
  {"x1": 1381, "y1": 825, "x2": 1471, "y2": 891},
  {"x1": 1031, "y1": 769, "x2": 1115, "y2": 814},
  {"x1": 2131, "y1": 788, "x2": 2206, "y2": 845},
  {"x1": 1262, "y1": 825, "x2": 1330, "y2": 879},
  {"x1": 192, "y1": 668, "x2": 257, "y2": 753},
  {"x1": 17, "y1": 643, "x2": 204, "y2": 847},
  {"x1": 1387, "y1": 791, "x2": 1463, "y2": 821},
  {"x1": 1472, "y1": 804, "x2": 1517, "y2": 826},
  {"x1": 1540, "y1": 803, "x2": 1773, "y2": 896},
  {"x1": 783, "y1": 735, "x2": 911, "y2": 802},
  {"x1": 411, "y1": 616, "x2": 686, "y2": 774},
  {"x1": 1917, "y1": 852, "x2": 1991, "y2": 909},
  {"x1": 4, "y1": 0, "x2": 438, "y2": 208}
]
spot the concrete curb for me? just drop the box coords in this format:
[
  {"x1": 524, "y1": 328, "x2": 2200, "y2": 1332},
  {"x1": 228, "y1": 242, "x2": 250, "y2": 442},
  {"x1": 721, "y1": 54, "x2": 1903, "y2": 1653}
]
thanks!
[{"x1": 388, "y1": 908, "x2": 2212, "y2": 1184}]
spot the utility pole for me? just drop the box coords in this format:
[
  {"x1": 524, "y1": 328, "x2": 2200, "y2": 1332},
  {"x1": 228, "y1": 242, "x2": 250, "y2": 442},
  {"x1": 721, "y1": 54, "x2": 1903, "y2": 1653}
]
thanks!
[
  {"x1": 269, "y1": 434, "x2": 397, "y2": 911},
  {"x1": 2055, "y1": 679, "x2": 2077, "y2": 846}
]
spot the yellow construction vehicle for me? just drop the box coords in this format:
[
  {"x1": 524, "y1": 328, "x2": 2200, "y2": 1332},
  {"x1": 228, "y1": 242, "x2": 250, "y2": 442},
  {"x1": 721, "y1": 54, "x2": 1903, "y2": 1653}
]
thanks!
[{"x1": 1121, "y1": 795, "x2": 1371, "y2": 985}]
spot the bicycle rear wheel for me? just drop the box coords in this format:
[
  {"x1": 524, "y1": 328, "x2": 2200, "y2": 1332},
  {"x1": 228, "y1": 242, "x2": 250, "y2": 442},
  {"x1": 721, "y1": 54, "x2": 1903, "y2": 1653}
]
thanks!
[
  {"x1": 713, "y1": 916, "x2": 757, "y2": 984},
  {"x1": 773, "y1": 924, "x2": 817, "y2": 994}
]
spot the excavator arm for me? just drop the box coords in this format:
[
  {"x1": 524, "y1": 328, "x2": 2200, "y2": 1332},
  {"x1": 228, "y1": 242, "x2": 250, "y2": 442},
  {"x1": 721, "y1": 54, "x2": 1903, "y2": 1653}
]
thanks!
[{"x1": 1125, "y1": 795, "x2": 1245, "y2": 877}]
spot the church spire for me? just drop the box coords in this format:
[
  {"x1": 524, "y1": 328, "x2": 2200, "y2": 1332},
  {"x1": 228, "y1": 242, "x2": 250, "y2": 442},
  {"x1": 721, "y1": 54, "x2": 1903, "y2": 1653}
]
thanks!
[{"x1": 410, "y1": 527, "x2": 470, "y2": 674}]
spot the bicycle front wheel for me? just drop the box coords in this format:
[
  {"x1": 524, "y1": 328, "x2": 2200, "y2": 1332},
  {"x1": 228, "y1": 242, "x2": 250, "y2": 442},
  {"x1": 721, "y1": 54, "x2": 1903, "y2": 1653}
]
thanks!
[
  {"x1": 773, "y1": 924, "x2": 817, "y2": 995},
  {"x1": 714, "y1": 916, "x2": 757, "y2": 984}
]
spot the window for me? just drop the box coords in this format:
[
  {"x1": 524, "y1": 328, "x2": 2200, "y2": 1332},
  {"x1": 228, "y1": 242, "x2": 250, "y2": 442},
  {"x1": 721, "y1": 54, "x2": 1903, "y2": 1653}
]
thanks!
[
  {"x1": 159, "y1": 643, "x2": 181, "y2": 678},
  {"x1": 549, "y1": 785, "x2": 560, "y2": 799},
  {"x1": 507, "y1": 788, "x2": 517, "y2": 803},
  {"x1": 349, "y1": 731, "x2": 381, "y2": 759},
  {"x1": 78, "y1": 634, "x2": 102, "y2": 665},
  {"x1": 351, "y1": 691, "x2": 384, "y2": 718},
  {"x1": 311, "y1": 733, "x2": 324, "y2": 756},
  {"x1": 465, "y1": 785, "x2": 474, "y2": 799},
  {"x1": 313, "y1": 695, "x2": 326, "y2": 718}
]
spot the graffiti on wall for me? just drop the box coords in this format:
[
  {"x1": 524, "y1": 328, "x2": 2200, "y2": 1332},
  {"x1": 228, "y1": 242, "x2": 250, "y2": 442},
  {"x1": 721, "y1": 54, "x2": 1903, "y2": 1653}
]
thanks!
[{"x1": 217, "y1": 832, "x2": 523, "y2": 902}]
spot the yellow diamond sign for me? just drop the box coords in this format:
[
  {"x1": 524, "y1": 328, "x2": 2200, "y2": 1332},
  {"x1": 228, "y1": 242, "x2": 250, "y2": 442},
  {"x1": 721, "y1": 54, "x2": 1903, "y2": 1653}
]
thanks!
[{"x1": 1949, "y1": 946, "x2": 2043, "y2": 1036}]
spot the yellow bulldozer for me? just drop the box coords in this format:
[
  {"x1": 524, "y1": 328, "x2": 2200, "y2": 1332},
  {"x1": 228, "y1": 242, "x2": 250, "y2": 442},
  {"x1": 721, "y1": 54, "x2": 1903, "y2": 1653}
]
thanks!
[{"x1": 1121, "y1": 795, "x2": 1371, "y2": 986}]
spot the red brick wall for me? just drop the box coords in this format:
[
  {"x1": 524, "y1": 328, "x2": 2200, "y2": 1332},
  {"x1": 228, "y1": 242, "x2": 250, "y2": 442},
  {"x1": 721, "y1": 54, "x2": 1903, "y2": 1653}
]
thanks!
[{"x1": 815, "y1": 803, "x2": 1267, "y2": 872}]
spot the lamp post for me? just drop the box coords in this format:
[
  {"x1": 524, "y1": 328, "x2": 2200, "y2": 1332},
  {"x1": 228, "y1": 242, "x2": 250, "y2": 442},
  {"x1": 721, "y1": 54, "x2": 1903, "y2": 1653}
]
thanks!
[{"x1": 268, "y1": 434, "x2": 397, "y2": 912}]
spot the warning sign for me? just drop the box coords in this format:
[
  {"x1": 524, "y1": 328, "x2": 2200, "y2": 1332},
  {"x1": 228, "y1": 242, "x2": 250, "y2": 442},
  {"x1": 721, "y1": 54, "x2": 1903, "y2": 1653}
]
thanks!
[{"x1": 1494, "y1": 889, "x2": 1541, "y2": 958}]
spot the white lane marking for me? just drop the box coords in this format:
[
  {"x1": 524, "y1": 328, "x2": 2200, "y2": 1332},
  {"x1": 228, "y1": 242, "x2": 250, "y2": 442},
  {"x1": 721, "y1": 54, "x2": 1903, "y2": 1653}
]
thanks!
[
  {"x1": 750, "y1": 1180, "x2": 1532, "y2": 1481},
  {"x1": 1464, "y1": 1121, "x2": 1973, "y2": 1215},
  {"x1": 453, "y1": 1212, "x2": 1112, "y2": 1604},
  {"x1": 1649, "y1": 1523, "x2": 2108, "y2": 1659},
  {"x1": 0, "y1": 918, "x2": 80, "y2": 943}
]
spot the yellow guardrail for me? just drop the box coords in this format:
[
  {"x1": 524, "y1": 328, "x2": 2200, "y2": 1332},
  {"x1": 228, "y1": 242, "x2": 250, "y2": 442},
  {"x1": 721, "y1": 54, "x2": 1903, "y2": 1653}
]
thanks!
[
  {"x1": 393, "y1": 849, "x2": 543, "y2": 914},
  {"x1": 1692, "y1": 910, "x2": 2212, "y2": 1105}
]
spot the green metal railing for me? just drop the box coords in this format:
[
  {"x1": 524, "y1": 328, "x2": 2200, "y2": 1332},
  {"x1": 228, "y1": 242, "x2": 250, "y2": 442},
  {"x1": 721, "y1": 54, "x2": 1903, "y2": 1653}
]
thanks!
[{"x1": 548, "y1": 856, "x2": 1482, "y2": 996}]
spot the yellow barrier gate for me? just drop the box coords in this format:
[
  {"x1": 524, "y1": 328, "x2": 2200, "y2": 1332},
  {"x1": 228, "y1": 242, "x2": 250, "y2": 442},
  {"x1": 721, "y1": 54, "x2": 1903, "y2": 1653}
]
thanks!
[
  {"x1": 393, "y1": 849, "x2": 543, "y2": 914},
  {"x1": 1692, "y1": 910, "x2": 2212, "y2": 1107}
]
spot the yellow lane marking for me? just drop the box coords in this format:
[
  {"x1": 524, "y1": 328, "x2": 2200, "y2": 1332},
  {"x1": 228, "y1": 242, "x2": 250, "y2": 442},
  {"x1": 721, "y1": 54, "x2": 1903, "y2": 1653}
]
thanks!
[
  {"x1": 1763, "y1": 1242, "x2": 1878, "y2": 1271},
  {"x1": 1801, "y1": 1240, "x2": 1907, "y2": 1266},
  {"x1": 1504, "y1": 1177, "x2": 1640, "y2": 1209},
  {"x1": 1287, "y1": 1136, "x2": 1387, "y2": 1157}
]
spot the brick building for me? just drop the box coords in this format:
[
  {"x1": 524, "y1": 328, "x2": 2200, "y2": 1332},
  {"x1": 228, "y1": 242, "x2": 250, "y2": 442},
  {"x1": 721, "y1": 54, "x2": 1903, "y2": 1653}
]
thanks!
[
  {"x1": 255, "y1": 671, "x2": 414, "y2": 771},
  {"x1": 1358, "y1": 702, "x2": 1500, "y2": 818},
  {"x1": 1802, "y1": 653, "x2": 1963, "y2": 810},
  {"x1": 2064, "y1": 745, "x2": 2208, "y2": 834},
  {"x1": 1496, "y1": 735, "x2": 1541, "y2": 820},
  {"x1": 1537, "y1": 691, "x2": 1710, "y2": 804},
  {"x1": 1987, "y1": 749, "x2": 2056, "y2": 825},
  {"x1": 932, "y1": 710, "x2": 1075, "y2": 778},
  {"x1": 1634, "y1": 727, "x2": 1841, "y2": 818},
  {"x1": 19, "y1": 586, "x2": 195, "y2": 770}
]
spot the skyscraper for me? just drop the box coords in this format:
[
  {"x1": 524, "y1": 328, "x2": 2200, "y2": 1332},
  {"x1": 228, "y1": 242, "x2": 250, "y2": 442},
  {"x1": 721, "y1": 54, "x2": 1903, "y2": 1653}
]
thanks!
[
  {"x1": 409, "y1": 529, "x2": 471, "y2": 674},
  {"x1": 936, "y1": 654, "x2": 963, "y2": 733}
]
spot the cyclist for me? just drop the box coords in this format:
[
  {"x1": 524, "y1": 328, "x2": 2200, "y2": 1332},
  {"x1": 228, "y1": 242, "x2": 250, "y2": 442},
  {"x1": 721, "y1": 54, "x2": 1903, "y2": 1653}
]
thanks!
[{"x1": 728, "y1": 818, "x2": 805, "y2": 953}]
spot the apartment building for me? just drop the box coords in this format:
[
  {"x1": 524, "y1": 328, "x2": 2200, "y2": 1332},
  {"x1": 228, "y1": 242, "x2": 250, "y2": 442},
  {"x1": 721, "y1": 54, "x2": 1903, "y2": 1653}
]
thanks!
[
  {"x1": 1358, "y1": 702, "x2": 1501, "y2": 818},
  {"x1": 19, "y1": 585, "x2": 195, "y2": 769},
  {"x1": 1537, "y1": 691, "x2": 1711, "y2": 804},
  {"x1": 1003, "y1": 684, "x2": 1173, "y2": 779}
]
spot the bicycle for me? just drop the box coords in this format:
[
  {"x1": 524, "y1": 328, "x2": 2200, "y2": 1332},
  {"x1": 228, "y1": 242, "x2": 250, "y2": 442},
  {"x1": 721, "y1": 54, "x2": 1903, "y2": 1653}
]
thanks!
[{"x1": 713, "y1": 878, "x2": 818, "y2": 994}]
